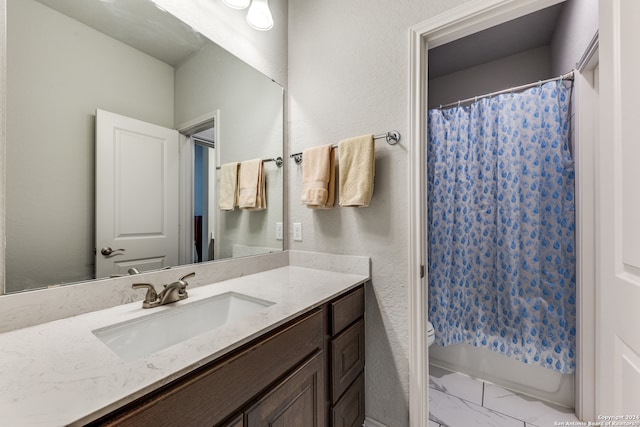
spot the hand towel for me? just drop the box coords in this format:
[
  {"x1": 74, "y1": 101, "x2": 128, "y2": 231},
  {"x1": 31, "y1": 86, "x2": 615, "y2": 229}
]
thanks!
[
  {"x1": 338, "y1": 134, "x2": 375, "y2": 207},
  {"x1": 301, "y1": 144, "x2": 335, "y2": 209},
  {"x1": 239, "y1": 159, "x2": 266, "y2": 210},
  {"x1": 218, "y1": 162, "x2": 239, "y2": 211}
]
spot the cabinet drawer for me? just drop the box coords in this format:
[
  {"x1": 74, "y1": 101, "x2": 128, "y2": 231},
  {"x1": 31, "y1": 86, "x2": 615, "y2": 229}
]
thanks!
[
  {"x1": 331, "y1": 371, "x2": 365, "y2": 427},
  {"x1": 331, "y1": 318, "x2": 365, "y2": 403},
  {"x1": 95, "y1": 309, "x2": 323, "y2": 427},
  {"x1": 330, "y1": 286, "x2": 364, "y2": 336}
]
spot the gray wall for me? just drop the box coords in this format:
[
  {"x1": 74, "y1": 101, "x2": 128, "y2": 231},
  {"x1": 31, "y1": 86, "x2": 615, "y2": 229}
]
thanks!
[
  {"x1": 428, "y1": 46, "x2": 552, "y2": 109},
  {"x1": 175, "y1": 42, "x2": 284, "y2": 259},
  {"x1": 288, "y1": 0, "x2": 472, "y2": 425},
  {"x1": 551, "y1": 0, "x2": 599, "y2": 75},
  {"x1": 6, "y1": 0, "x2": 173, "y2": 291}
]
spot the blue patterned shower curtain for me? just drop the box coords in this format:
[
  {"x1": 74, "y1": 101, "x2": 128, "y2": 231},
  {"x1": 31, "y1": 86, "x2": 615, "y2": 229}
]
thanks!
[{"x1": 427, "y1": 81, "x2": 576, "y2": 374}]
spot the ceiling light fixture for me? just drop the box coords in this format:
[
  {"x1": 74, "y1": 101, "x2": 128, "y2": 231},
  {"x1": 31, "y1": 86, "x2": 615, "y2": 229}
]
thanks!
[
  {"x1": 222, "y1": 0, "x2": 250, "y2": 10},
  {"x1": 222, "y1": 0, "x2": 273, "y2": 31},
  {"x1": 246, "y1": 0, "x2": 273, "y2": 31}
]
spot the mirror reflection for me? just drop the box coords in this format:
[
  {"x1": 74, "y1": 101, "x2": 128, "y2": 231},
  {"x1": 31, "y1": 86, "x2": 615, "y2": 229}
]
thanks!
[{"x1": 6, "y1": 0, "x2": 284, "y2": 293}]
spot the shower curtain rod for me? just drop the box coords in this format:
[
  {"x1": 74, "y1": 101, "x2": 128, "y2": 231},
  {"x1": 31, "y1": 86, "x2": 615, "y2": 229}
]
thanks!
[{"x1": 437, "y1": 70, "x2": 575, "y2": 110}]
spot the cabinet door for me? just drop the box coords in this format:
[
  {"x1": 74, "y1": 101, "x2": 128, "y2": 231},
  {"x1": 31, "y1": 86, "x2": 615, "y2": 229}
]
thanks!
[
  {"x1": 332, "y1": 372, "x2": 364, "y2": 427},
  {"x1": 331, "y1": 319, "x2": 365, "y2": 403},
  {"x1": 246, "y1": 352, "x2": 325, "y2": 427}
]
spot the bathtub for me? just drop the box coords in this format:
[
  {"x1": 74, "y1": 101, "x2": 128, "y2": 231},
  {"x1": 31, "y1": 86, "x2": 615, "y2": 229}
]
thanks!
[{"x1": 429, "y1": 342, "x2": 575, "y2": 408}]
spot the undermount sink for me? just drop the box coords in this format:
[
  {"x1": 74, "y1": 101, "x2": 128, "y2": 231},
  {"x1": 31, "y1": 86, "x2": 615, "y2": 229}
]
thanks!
[{"x1": 93, "y1": 292, "x2": 275, "y2": 361}]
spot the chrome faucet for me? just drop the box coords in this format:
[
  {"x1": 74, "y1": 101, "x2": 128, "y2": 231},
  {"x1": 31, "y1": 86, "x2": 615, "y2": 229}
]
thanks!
[{"x1": 132, "y1": 272, "x2": 196, "y2": 309}]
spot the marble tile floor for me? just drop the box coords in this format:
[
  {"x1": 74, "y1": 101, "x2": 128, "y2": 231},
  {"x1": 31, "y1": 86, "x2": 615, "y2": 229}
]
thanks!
[{"x1": 429, "y1": 365, "x2": 581, "y2": 427}]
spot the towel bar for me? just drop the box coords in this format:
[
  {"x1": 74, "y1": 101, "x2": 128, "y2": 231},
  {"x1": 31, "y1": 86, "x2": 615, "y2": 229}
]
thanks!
[
  {"x1": 216, "y1": 156, "x2": 283, "y2": 170},
  {"x1": 289, "y1": 130, "x2": 400, "y2": 165}
]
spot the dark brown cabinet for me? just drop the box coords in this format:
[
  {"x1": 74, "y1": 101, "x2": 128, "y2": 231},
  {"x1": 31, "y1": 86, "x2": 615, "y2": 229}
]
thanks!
[
  {"x1": 331, "y1": 318, "x2": 365, "y2": 402},
  {"x1": 329, "y1": 286, "x2": 365, "y2": 427},
  {"x1": 331, "y1": 372, "x2": 364, "y2": 427},
  {"x1": 222, "y1": 414, "x2": 244, "y2": 427},
  {"x1": 90, "y1": 284, "x2": 365, "y2": 427},
  {"x1": 246, "y1": 352, "x2": 325, "y2": 427}
]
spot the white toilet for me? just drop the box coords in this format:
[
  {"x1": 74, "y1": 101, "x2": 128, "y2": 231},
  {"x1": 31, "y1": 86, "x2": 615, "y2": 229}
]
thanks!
[{"x1": 427, "y1": 321, "x2": 435, "y2": 347}]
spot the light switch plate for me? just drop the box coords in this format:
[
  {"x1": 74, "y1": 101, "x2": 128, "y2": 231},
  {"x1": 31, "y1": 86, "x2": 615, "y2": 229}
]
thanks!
[
  {"x1": 276, "y1": 222, "x2": 283, "y2": 240},
  {"x1": 293, "y1": 222, "x2": 303, "y2": 241}
]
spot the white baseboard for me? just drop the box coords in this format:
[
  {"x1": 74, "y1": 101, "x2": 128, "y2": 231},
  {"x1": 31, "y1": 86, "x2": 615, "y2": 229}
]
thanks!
[{"x1": 364, "y1": 417, "x2": 389, "y2": 427}]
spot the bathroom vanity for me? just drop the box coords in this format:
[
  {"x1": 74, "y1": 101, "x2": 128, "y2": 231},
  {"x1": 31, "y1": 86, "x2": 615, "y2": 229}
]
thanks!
[
  {"x1": 0, "y1": 256, "x2": 369, "y2": 427},
  {"x1": 91, "y1": 285, "x2": 364, "y2": 427}
]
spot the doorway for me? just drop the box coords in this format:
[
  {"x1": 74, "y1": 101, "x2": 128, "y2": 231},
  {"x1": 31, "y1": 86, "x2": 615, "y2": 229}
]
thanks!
[
  {"x1": 193, "y1": 127, "x2": 216, "y2": 263},
  {"x1": 178, "y1": 112, "x2": 219, "y2": 266},
  {"x1": 427, "y1": 1, "x2": 576, "y2": 410},
  {"x1": 407, "y1": 1, "x2": 598, "y2": 425}
]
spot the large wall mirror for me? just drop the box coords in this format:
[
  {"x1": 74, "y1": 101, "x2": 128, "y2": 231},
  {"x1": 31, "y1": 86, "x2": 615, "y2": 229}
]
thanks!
[{"x1": 5, "y1": 0, "x2": 284, "y2": 294}]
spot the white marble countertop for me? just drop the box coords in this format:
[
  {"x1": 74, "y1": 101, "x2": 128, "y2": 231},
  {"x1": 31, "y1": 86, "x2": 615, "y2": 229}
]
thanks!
[{"x1": 0, "y1": 265, "x2": 368, "y2": 426}]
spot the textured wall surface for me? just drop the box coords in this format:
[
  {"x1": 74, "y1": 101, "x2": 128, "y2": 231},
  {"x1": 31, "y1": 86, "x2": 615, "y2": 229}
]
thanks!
[
  {"x1": 287, "y1": 1, "x2": 470, "y2": 425},
  {"x1": 550, "y1": 0, "x2": 598, "y2": 76}
]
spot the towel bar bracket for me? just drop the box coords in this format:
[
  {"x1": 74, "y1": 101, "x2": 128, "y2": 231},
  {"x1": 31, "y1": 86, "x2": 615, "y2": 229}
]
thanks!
[
  {"x1": 292, "y1": 153, "x2": 303, "y2": 165},
  {"x1": 383, "y1": 130, "x2": 400, "y2": 145}
]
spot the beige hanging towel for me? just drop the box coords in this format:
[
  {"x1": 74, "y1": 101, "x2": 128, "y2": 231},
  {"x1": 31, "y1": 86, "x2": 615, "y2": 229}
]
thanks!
[
  {"x1": 338, "y1": 134, "x2": 375, "y2": 207},
  {"x1": 301, "y1": 144, "x2": 335, "y2": 209},
  {"x1": 239, "y1": 159, "x2": 266, "y2": 211},
  {"x1": 218, "y1": 162, "x2": 239, "y2": 211}
]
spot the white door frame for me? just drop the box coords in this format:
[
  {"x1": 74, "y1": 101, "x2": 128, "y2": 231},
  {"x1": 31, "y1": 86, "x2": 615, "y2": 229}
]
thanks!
[
  {"x1": 574, "y1": 34, "x2": 599, "y2": 422},
  {"x1": 407, "y1": 1, "x2": 591, "y2": 425},
  {"x1": 177, "y1": 110, "x2": 220, "y2": 265}
]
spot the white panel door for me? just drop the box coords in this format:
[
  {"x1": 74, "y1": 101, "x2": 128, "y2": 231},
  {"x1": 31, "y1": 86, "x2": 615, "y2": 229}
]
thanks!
[
  {"x1": 598, "y1": 0, "x2": 640, "y2": 415},
  {"x1": 95, "y1": 110, "x2": 179, "y2": 278}
]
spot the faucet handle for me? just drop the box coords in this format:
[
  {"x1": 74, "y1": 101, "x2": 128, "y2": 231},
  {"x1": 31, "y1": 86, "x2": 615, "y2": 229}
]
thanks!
[
  {"x1": 176, "y1": 272, "x2": 195, "y2": 296},
  {"x1": 132, "y1": 283, "x2": 158, "y2": 303},
  {"x1": 179, "y1": 272, "x2": 196, "y2": 282}
]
